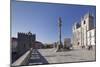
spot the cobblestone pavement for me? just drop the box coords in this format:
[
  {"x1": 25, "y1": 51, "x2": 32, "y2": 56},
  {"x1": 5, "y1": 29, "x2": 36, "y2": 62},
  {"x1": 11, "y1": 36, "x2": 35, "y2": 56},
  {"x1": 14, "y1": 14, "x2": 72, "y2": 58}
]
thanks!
[{"x1": 38, "y1": 48, "x2": 95, "y2": 64}]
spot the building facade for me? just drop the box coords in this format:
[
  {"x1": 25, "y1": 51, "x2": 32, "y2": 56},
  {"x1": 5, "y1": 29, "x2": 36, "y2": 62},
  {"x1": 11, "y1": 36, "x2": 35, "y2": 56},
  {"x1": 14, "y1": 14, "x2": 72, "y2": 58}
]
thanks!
[
  {"x1": 72, "y1": 13, "x2": 96, "y2": 48},
  {"x1": 87, "y1": 29, "x2": 96, "y2": 46},
  {"x1": 33, "y1": 41, "x2": 44, "y2": 49},
  {"x1": 11, "y1": 37, "x2": 18, "y2": 63},
  {"x1": 17, "y1": 32, "x2": 36, "y2": 57},
  {"x1": 12, "y1": 37, "x2": 17, "y2": 53},
  {"x1": 64, "y1": 38, "x2": 71, "y2": 49}
]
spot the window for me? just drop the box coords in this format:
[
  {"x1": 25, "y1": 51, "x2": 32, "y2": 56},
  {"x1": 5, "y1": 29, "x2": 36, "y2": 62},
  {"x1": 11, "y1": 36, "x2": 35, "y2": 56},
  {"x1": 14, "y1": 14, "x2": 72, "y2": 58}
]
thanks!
[
  {"x1": 84, "y1": 20, "x2": 86, "y2": 24},
  {"x1": 77, "y1": 42, "x2": 80, "y2": 45}
]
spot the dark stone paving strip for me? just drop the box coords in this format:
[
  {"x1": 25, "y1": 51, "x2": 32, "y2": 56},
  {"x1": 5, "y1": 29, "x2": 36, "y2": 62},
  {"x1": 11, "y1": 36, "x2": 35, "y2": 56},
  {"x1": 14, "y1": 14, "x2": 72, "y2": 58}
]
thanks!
[{"x1": 28, "y1": 49, "x2": 48, "y2": 65}]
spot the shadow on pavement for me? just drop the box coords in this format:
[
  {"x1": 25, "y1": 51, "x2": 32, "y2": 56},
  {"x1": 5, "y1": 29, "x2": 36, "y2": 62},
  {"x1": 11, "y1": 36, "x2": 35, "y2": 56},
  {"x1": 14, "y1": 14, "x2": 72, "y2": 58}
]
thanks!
[{"x1": 28, "y1": 49, "x2": 48, "y2": 65}]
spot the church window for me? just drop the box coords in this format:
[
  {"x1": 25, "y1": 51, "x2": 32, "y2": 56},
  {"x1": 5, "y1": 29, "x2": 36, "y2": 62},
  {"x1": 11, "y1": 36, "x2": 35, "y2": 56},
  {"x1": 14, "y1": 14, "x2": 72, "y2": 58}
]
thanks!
[{"x1": 84, "y1": 20, "x2": 86, "y2": 24}]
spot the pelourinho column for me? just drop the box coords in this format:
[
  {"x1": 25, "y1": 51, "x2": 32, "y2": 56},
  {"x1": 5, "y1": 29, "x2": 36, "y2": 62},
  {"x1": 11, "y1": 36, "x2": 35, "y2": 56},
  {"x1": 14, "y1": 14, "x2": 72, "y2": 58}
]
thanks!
[{"x1": 56, "y1": 17, "x2": 63, "y2": 51}]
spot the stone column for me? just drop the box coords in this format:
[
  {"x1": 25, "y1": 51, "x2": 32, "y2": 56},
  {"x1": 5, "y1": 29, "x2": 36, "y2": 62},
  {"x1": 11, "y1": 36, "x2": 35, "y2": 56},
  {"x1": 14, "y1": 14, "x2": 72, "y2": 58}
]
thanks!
[{"x1": 57, "y1": 17, "x2": 63, "y2": 51}]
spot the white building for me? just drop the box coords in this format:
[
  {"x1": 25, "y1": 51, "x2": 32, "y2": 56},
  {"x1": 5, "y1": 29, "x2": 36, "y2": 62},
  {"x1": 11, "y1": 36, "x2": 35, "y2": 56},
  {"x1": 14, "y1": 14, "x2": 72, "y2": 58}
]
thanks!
[
  {"x1": 87, "y1": 29, "x2": 96, "y2": 46},
  {"x1": 72, "y1": 13, "x2": 96, "y2": 49},
  {"x1": 64, "y1": 38, "x2": 72, "y2": 49}
]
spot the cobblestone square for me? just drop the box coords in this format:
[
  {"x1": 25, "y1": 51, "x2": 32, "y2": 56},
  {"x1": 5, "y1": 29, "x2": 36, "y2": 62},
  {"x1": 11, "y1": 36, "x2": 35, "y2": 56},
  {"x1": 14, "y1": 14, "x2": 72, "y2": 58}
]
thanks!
[{"x1": 28, "y1": 47, "x2": 95, "y2": 65}]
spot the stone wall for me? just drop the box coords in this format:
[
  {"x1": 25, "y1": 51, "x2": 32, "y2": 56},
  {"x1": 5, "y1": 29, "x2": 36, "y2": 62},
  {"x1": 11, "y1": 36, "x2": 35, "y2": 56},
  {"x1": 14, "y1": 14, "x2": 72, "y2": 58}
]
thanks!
[{"x1": 17, "y1": 32, "x2": 36, "y2": 58}]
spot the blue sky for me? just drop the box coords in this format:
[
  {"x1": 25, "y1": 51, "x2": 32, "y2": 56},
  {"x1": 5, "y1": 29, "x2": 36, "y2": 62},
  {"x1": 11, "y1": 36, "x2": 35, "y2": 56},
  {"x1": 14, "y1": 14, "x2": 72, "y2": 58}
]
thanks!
[{"x1": 11, "y1": 0, "x2": 96, "y2": 43}]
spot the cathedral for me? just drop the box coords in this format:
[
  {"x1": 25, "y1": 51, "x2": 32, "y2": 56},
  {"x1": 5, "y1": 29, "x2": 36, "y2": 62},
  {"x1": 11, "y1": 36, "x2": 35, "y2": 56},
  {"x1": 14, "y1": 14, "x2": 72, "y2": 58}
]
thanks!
[{"x1": 72, "y1": 13, "x2": 96, "y2": 49}]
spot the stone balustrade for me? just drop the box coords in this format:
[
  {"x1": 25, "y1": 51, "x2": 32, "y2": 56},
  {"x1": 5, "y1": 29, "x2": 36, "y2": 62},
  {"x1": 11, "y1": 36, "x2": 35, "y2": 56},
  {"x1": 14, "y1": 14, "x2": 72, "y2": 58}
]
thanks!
[{"x1": 11, "y1": 48, "x2": 32, "y2": 66}]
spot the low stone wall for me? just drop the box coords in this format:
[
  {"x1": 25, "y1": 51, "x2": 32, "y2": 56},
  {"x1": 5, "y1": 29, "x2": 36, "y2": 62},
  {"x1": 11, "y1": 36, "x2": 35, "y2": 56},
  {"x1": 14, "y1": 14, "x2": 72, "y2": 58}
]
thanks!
[{"x1": 11, "y1": 48, "x2": 32, "y2": 66}]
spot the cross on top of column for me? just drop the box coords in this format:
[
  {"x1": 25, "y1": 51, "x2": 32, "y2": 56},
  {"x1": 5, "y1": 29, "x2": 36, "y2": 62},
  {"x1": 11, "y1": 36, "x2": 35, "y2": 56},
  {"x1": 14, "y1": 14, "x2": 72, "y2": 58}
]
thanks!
[{"x1": 58, "y1": 17, "x2": 62, "y2": 27}]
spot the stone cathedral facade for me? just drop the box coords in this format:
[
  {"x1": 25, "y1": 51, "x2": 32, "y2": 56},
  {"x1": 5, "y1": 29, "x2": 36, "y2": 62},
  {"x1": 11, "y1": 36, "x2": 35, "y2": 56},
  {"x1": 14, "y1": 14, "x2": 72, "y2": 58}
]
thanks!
[{"x1": 72, "y1": 13, "x2": 96, "y2": 49}]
